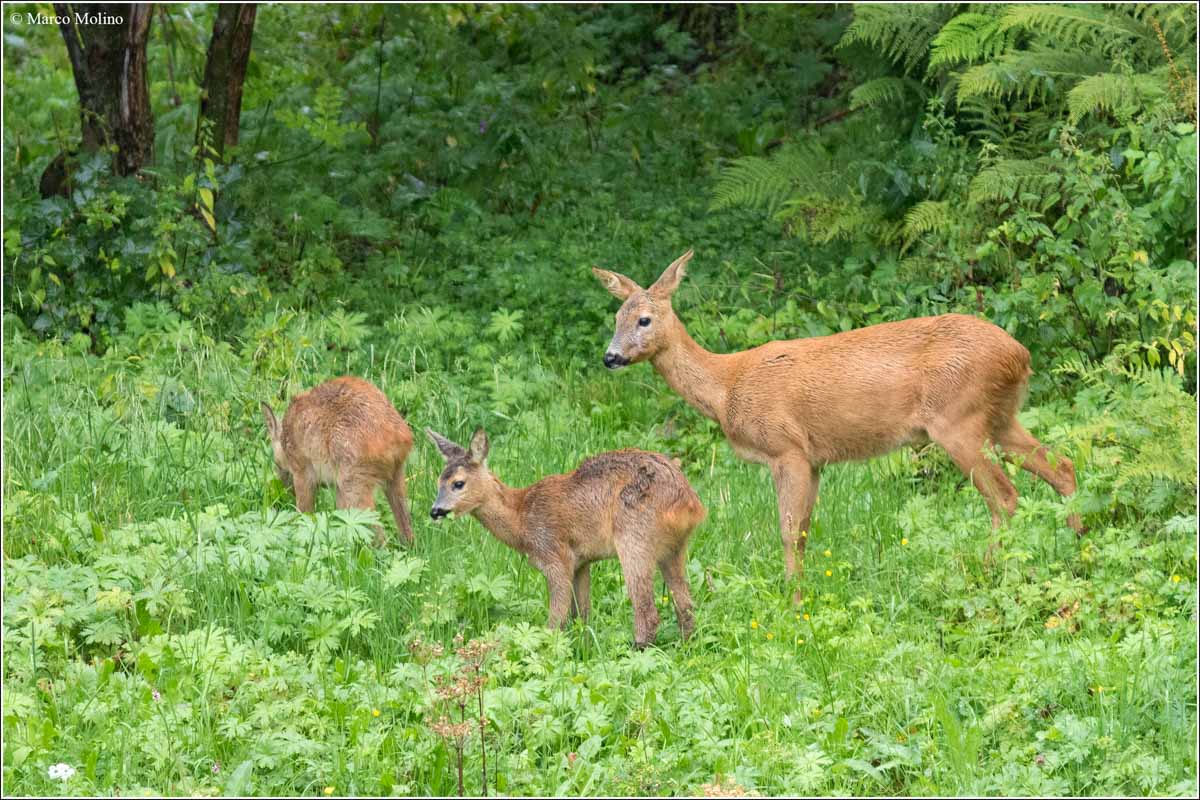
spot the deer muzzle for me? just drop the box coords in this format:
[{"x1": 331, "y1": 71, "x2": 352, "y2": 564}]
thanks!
[{"x1": 603, "y1": 351, "x2": 630, "y2": 369}]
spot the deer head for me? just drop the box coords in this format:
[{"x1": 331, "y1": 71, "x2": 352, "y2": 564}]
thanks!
[
  {"x1": 592, "y1": 249, "x2": 693, "y2": 369},
  {"x1": 427, "y1": 428, "x2": 492, "y2": 520}
]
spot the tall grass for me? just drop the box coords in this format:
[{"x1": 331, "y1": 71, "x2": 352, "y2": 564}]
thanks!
[{"x1": 3, "y1": 323, "x2": 1196, "y2": 796}]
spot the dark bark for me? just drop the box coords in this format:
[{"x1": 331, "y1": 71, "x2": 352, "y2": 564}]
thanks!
[
  {"x1": 49, "y1": 3, "x2": 154, "y2": 187},
  {"x1": 197, "y1": 4, "x2": 258, "y2": 160}
]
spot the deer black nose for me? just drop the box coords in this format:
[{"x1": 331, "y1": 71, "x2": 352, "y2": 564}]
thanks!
[
  {"x1": 604, "y1": 352, "x2": 628, "y2": 369},
  {"x1": 430, "y1": 507, "x2": 449, "y2": 520}
]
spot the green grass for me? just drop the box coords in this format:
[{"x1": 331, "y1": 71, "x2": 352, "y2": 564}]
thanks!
[{"x1": 3, "y1": 322, "x2": 1196, "y2": 797}]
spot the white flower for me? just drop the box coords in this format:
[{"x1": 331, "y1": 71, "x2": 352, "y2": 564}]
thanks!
[{"x1": 48, "y1": 762, "x2": 76, "y2": 781}]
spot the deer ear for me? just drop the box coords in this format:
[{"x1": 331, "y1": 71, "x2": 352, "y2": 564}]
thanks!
[
  {"x1": 468, "y1": 428, "x2": 490, "y2": 464},
  {"x1": 649, "y1": 249, "x2": 694, "y2": 297},
  {"x1": 261, "y1": 402, "x2": 280, "y2": 438},
  {"x1": 426, "y1": 428, "x2": 465, "y2": 461},
  {"x1": 592, "y1": 267, "x2": 642, "y2": 300}
]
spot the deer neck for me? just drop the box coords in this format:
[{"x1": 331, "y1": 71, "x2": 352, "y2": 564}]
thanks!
[
  {"x1": 471, "y1": 476, "x2": 529, "y2": 553},
  {"x1": 651, "y1": 319, "x2": 732, "y2": 423}
]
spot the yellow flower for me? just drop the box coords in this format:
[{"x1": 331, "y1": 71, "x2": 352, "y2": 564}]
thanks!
[
  {"x1": 372, "y1": 708, "x2": 381, "y2": 718},
  {"x1": 1171, "y1": 574, "x2": 1181, "y2": 583},
  {"x1": 750, "y1": 619, "x2": 759, "y2": 630},
  {"x1": 901, "y1": 538, "x2": 909, "y2": 546},
  {"x1": 796, "y1": 637, "x2": 805, "y2": 645},
  {"x1": 662, "y1": 595, "x2": 670, "y2": 605},
  {"x1": 803, "y1": 613, "x2": 811, "y2": 621},
  {"x1": 823, "y1": 549, "x2": 832, "y2": 558},
  {"x1": 825, "y1": 569, "x2": 832, "y2": 577},
  {"x1": 766, "y1": 632, "x2": 775, "y2": 641},
  {"x1": 324, "y1": 788, "x2": 335, "y2": 796}
]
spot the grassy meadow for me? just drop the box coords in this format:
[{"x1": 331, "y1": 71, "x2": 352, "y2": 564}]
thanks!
[{"x1": 3, "y1": 303, "x2": 1196, "y2": 796}]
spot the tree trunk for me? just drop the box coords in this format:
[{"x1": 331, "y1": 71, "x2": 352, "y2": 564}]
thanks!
[
  {"x1": 52, "y1": 3, "x2": 155, "y2": 179},
  {"x1": 197, "y1": 4, "x2": 258, "y2": 160}
]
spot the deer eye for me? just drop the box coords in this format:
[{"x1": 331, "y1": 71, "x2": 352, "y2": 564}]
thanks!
[
  {"x1": 638, "y1": 317, "x2": 651, "y2": 327},
  {"x1": 452, "y1": 480, "x2": 465, "y2": 490}
]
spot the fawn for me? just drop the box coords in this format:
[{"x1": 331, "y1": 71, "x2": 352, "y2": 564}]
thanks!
[
  {"x1": 594, "y1": 249, "x2": 1081, "y2": 602},
  {"x1": 261, "y1": 376, "x2": 414, "y2": 546},
  {"x1": 426, "y1": 428, "x2": 706, "y2": 648}
]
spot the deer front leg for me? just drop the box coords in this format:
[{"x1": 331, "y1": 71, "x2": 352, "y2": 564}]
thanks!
[
  {"x1": 293, "y1": 470, "x2": 317, "y2": 514},
  {"x1": 770, "y1": 456, "x2": 820, "y2": 605},
  {"x1": 571, "y1": 564, "x2": 592, "y2": 622},
  {"x1": 545, "y1": 569, "x2": 574, "y2": 630}
]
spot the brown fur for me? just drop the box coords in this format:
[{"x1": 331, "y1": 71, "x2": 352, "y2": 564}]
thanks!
[
  {"x1": 427, "y1": 429, "x2": 706, "y2": 648},
  {"x1": 261, "y1": 376, "x2": 414, "y2": 546},
  {"x1": 594, "y1": 250, "x2": 1081, "y2": 602}
]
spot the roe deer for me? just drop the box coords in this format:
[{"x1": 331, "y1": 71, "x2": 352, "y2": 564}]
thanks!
[
  {"x1": 426, "y1": 428, "x2": 706, "y2": 648},
  {"x1": 593, "y1": 249, "x2": 1081, "y2": 602},
  {"x1": 261, "y1": 376, "x2": 414, "y2": 546}
]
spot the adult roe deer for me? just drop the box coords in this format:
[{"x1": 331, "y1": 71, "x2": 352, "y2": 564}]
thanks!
[
  {"x1": 426, "y1": 428, "x2": 706, "y2": 648},
  {"x1": 593, "y1": 249, "x2": 1081, "y2": 601},
  {"x1": 261, "y1": 376, "x2": 414, "y2": 546}
]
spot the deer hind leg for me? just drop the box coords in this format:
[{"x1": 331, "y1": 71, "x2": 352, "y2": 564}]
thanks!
[
  {"x1": 929, "y1": 417, "x2": 1019, "y2": 530},
  {"x1": 385, "y1": 462, "x2": 414, "y2": 545},
  {"x1": 995, "y1": 419, "x2": 1084, "y2": 535},
  {"x1": 571, "y1": 564, "x2": 592, "y2": 623},
  {"x1": 770, "y1": 457, "x2": 819, "y2": 605},
  {"x1": 336, "y1": 476, "x2": 386, "y2": 546},
  {"x1": 614, "y1": 534, "x2": 660, "y2": 649},
  {"x1": 658, "y1": 547, "x2": 695, "y2": 641}
]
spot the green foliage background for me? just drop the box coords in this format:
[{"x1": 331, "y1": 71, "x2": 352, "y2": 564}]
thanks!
[{"x1": 3, "y1": 3, "x2": 1197, "y2": 796}]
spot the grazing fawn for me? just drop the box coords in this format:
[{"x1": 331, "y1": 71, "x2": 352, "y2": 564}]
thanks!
[
  {"x1": 426, "y1": 428, "x2": 706, "y2": 648},
  {"x1": 594, "y1": 250, "x2": 1081, "y2": 602},
  {"x1": 261, "y1": 376, "x2": 414, "y2": 546}
]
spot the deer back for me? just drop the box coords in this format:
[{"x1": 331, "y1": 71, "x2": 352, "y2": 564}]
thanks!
[
  {"x1": 520, "y1": 450, "x2": 705, "y2": 563},
  {"x1": 281, "y1": 377, "x2": 413, "y2": 481},
  {"x1": 720, "y1": 314, "x2": 1032, "y2": 465}
]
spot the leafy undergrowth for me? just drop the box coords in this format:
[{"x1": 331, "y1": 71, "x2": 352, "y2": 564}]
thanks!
[{"x1": 3, "y1": 318, "x2": 1196, "y2": 797}]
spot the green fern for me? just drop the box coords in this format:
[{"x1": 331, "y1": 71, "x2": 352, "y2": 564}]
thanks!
[
  {"x1": 1067, "y1": 70, "x2": 1169, "y2": 122},
  {"x1": 849, "y1": 77, "x2": 923, "y2": 110},
  {"x1": 1000, "y1": 4, "x2": 1154, "y2": 56},
  {"x1": 710, "y1": 143, "x2": 838, "y2": 214},
  {"x1": 967, "y1": 158, "x2": 1058, "y2": 206},
  {"x1": 927, "y1": 11, "x2": 1015, "y2": 72},
  {"x1": 839, "y1": 4, "x2": 954, "y2": 76},
  {"x1": 956, "y1": 48, "x2": 1108, "y2": 103},
  {"x1": 1132, "y1": 2, "x2": 1200, "y2": 51},
  {"x1": 900, "y1": 200, "x2": 951, "y2": 252}
]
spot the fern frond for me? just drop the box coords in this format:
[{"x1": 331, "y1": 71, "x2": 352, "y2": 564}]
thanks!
[
  {"x1": 901, "y1": 200, "x2": 952, "y2": 251},
  {"x1": 956, "y1": 48, "x2": 1108, "y2": 103},
  {"x1": 968, "y1": 158, "x2": 1058, "y2": 205},
  {"x1": 839, "y1": 4, "x2": 954, "y2": 76},
  {"x1": 710, "y1": 144, "x2": 838, "y2": 214},
  {"x1": 928, "y1": 11, "x2": 1015, "y2": 72},
  {"x1": 1132, "y1": 3, "x2": 1199, "y2": 52},
  {"x1": 849, "y1": 77, "x2": 922, "y2": 110},
  {"x1": 1067, "y1": 70, "x2": 1169, "y2": 122},
  {"x1": 1000, "y1": 4, "x2": 1153, "y2": 56},
  {"x1": 779, "y1": 196, "x2": 889, "y2": 244}
]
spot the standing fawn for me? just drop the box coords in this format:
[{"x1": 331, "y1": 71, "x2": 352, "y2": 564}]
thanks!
[
  {"x1": 426, "y1": 428, "x2": 706, "y2": 648},
  {"x1": 261, "y1": 376, "x2": 414, "y2": 546},
  {"x1": 594, "y1": 249, "x2": 1081, "y2": 602}
]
